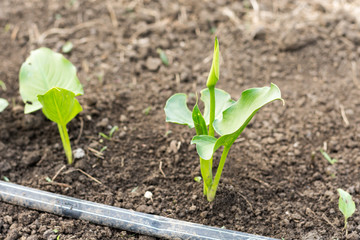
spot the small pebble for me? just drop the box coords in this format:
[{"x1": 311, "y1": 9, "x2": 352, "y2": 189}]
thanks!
[
  {"x1": 120, "y1": 114, "x2": 128, "y2": 122},
  {"x1": 73, "y1": 148, "x2": 85, "y2": 159},
  {"x1": 189, "y1": 205, "x2": 197, "y2": 211},
  {"x1": 144, "y1": 191, "x2": 153, "y2": 199}
]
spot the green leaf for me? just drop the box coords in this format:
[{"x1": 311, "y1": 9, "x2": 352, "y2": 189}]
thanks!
[
  {"x1": 194, "y1": 176, "x2": 202, "y2": 182},
  {"x1": 213, "y1": 83, "x2": 283, "y2": 136},
  {"x1": 192, "y1": 103, "x2": 208, "y2": 135},
  {"x1": 157, "y1": 48, "x2": 169, "y2": 66},
  {"x1": 192, "y1": 84, "x2": 283, "y2": 160},
  {"x1": 164, "y1": 93, "x2": 194, "y2": 128},
  {"x1": 19, "y1": 48, "x2": 84, "y2": 114},
  {"x1": 201, "y1": 88, "x2": 234, "y2": 125},
  {"x1": 62, "y1": 41, "x2": 73, "y2": 53},
  {"x1": 0, "y1": 98, "x2": 8, "y2": 112},
  {"x1": 38, "y1": 87, "x2": 82, "y2": 126},
  {"x1": 109, "y1": 126, "x2": 119, "y2": 138},
  {"x1": 0, "y1": 80, "x2": 6, "y2": 90},
  {"x1": 191, "y1": 135, "x2": 218, "y2": 160},
  {"x1": 320, "y1": 149, "x2": 337, "y2": 165},
  {"x1": 338, "y1": 188, "x2": 356, "y2": 221},
  {"x1": 206, "y1": 37, "x2": 219, "y2": 88}
]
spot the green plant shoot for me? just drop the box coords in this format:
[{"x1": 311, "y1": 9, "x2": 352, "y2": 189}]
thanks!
[
  {"x1": 38, "y1": 87, "x2": 82, "y2": 164},
  {"x1": 19, "y1": 48, "x2": 84, "y2": 164},
  {"x1": 320, "y1": 149, "x2": 337, "y2": 165},
  {"x1": 338, "y1": 188, "x2": 356, "y2": 236},
  {"x1": 0, "y1": 98, "x2": 8, "y2": 112},
  {"x1": 0, "y1": 80, "x2": 8, "y2": 112},
  {"x1": 157, "y1": 48, "x2": 169, "y2": 66},
  {"x1": 164, "y1": 37, "x2": 284, "y2": 201},
  {"x1": 100, "y1": 126, "x2": 119, "y2": 140},
  {"x1": 19, "y1": 47, "x2": 83, "y2": 114}
]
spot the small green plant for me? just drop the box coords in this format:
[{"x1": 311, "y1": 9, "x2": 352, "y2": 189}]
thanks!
[
  {"x1": 62, "y1": 41, "x2": 73, "y2": 53},
  {"x1": 194, "y1": 176, "x2": 202, "y2": 182},
  {"x1": 0, "y1": 80, "x2": 8, "y2": 112},
  {"x1": 143, "y1": 106, "x2": 152, "y2": 115},
  {"x1": 156, "y1": 48, "x2": 169, "y2": 66},
  {"x1": 0, "y1": 98, "x2": 8, "y2": 112},
  {"x1": 337, "y1": 188, "x2": 356, "y2": 236},
  {"x1": 0, "y1": 80, "x2": 6, "y2": 90},
  {"x1": 320, "y1": 149, "x2": 337, "y2": 165},
  {"x1": 19, "y1": 48, "x2": 84, "y2": 164},
  {"x1": 164, "y1": 37, "x2": 284, "y2": 201},
  {"x1": 99, "y1": 126, "x2": 119, "y2": 140},
  {"x1": 38, "y1": 87, "x2": 82, "y2": 164}
]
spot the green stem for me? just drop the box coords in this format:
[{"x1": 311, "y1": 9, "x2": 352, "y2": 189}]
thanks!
[
  {"x1": 344, "y1": 219, "x2": 348, "y2": 237},
  {"x1": 57, "y1": 123, "x2": 73, "y2": 165},
  {"x1": 208, "y1": 86, "x2": 215, "y2": 137},
  {"x1": 207, "y1": 145, "x2": 231, "y2": 202},
  {"x1": 200, "y1": 157, "x2": 213, "y2": 195}
]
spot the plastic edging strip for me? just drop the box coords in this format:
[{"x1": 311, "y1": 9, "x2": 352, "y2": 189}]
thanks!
[{"x1": 0, "y1": 181, "x2": 278, "y2": 240}]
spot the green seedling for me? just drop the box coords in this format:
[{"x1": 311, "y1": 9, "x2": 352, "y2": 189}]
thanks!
[
  {"x1": 19, "y1": 47, "x2": 83, "y2": 113},
  {"x1": 164, "y1": 37, "x2": 284, "y2": 201},
  {"x1": 156, "y1": 48, "x2": 169, "y2": 66},
  {"x1": 338, "y1": 188, "x2": 356, "y2": 236},
  {"x1": 100, "y1": 146, "x2": 107, "y2": 153},
  {"x1": 100, "y1": 125, "x2": 119, "y2": 140},
  {"x1": 194, "y1": 176, "x2": 202, "y2": 182},
  {"x1": 19, "y1": 48, "x2": 84, "y2": 164},
  {"x1": 0, "y1": 80, "x2": 6, "y2": 90},
  {"x1": 38, "y1": 87, "x2": 83, "y2": 164},
  {"x1": 320, "y1": 149, "x2": 337, "y2": 165},
  {"x1": 143, "y1": 106, "x2": 152, "y2": 115},
  {"x1": 62, "y1": 41, "x2": 73, "y2": 53},
  {"x1": 2, "y1": 176, "x2": 9, "y2": 182},
  {"x1": 0, "y1": 80, "x2": 8, "y2": 113},
  {"x1": 0, "y1": 98, "x2": 8, "y2": 112}
]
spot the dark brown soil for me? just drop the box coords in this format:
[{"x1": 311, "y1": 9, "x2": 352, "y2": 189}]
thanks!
[{"x1": 1, "y1": 0, "x2": 360, "y2": 239}]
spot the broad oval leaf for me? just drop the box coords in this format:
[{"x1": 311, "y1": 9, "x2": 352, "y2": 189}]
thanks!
[
  {"x1": 201, "y1": 88, "x2": 234, "y2": 125},
  {"x1": 191, "y1": 135, "x2": 218, "y2": 160},
  {"x1": 213, "y1": 83, "x2": 283, "y2": 136},
  {"x1": 38, "y1": 87, "x2": 83, "y2": 126},
  {"x1": 19, "y1": 48, "x2": 84, "y2": 114},
  {"x1": 0, "y1": 98, "x2": 8, "y2": 112},
  {"x1": 164, "y1": 93, "x2": 194, "y2": 128},
  {"x1": 338, "y1": 188, "x2": 356, "y2": 220}
]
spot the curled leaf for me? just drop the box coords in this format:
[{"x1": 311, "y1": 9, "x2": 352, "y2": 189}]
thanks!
[
  {"x1": 191, "y1": 135, "x2": 218, "y2": 160},
  {"x1": 164, "y1": 93, "x2": 194, "y2": 128},
  {"x1": 192, "y1": 103, "x2": 208, "y2": 135},
  {"x1": 213, "y1": 83, "x2": 283, "y2": 136},
  {"x1": 201, "y1": 88, "x2": 234, "y2": 125},
  {"x1": 206, "y1": 37, "x2": 220, "y2": 88}
]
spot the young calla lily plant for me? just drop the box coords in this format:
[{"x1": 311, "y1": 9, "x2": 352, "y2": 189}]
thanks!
[
  {"x1": 19, "y1": 48, "x2": 84, "y2": 164},
  {"x1": 164, "y1": 37, "x2": 284, "y2": 201},
  {"x1": 38, "y1": 87, "x2": 83, "y2": 164}
]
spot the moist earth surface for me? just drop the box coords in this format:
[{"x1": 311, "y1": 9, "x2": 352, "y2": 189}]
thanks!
[{"x1": 1, "y1": 0, "x2": 360, "y2": 239}]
